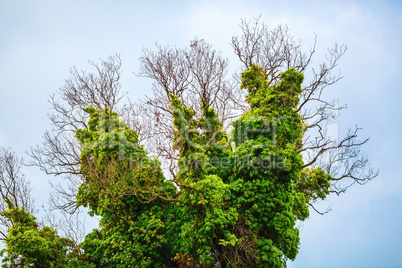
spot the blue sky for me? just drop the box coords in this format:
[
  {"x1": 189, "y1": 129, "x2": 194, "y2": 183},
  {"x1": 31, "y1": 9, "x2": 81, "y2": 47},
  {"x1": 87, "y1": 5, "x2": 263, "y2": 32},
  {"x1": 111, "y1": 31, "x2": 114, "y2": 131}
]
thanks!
[{"x1": 1, "y1": 0, "x2": 401, "y2": 267}]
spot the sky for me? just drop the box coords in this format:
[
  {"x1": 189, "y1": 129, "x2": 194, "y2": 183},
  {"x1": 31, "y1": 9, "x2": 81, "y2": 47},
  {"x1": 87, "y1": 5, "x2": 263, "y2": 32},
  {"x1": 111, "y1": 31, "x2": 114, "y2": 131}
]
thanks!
[{"x1": 0, "y1": 0, "x2": 402, "y2": 267}]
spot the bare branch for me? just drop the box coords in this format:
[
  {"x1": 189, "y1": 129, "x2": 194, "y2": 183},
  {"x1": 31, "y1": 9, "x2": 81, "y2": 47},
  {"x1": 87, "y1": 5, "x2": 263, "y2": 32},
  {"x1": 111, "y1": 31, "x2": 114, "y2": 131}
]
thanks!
[
  {"x1": 28, "y1": 54, "x2": 127, "y2": 213},
  {"x1": 138, "y1": 39, "x2": 245, "y2": 178}
]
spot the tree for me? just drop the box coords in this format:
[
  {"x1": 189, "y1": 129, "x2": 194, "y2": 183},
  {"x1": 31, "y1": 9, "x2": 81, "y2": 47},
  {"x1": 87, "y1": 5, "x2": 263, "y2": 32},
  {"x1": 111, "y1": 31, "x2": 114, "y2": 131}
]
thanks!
[
  {"x1": 0, "y1": 199, "x2": 76, "y2": 268},
  {"x1": 0, "y1": 146, "x2": 35, "y2": 240},
  {"x1": 10, "y1": 17, "x2": 377, "y2": 267},
  {"x1": 0, "y1": 148, "x2": 88, "y2": 267}
]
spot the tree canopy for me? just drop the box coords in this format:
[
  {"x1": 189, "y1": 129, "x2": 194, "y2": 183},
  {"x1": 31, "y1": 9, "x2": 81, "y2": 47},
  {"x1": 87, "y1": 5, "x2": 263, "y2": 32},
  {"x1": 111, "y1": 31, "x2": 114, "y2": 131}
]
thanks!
[{"x1": 1, "y1": 18, "x2": 377, "y2": 267}]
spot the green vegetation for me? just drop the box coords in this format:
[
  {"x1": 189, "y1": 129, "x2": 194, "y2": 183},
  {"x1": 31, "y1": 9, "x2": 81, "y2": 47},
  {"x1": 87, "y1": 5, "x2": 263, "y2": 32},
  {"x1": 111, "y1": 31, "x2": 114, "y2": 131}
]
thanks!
[{"x1": 0, "y1": 19, "x2": 376, "y2": 267}]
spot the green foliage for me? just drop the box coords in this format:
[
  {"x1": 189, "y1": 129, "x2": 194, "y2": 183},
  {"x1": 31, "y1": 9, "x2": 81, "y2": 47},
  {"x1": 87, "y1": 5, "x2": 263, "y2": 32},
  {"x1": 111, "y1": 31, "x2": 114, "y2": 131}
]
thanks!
[
  {"x1": 75, "y1": 106, "x2": 178, "y2": 267},
  {"x1": 296, "y1": 167, "x2": 332, "y2": 202},
  {"x1": 225, "y1": 66, "x2": 308, "y2": 266},
  {"x1": 0, "y1": 199, "x2": 75, "y2": 268}
]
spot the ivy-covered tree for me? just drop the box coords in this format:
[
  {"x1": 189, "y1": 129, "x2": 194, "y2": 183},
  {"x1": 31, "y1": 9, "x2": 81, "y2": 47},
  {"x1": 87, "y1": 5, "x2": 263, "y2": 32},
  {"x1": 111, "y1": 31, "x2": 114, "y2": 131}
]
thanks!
[{"x1": 10, "y1": 17, "x2": 377, "y2": 268}]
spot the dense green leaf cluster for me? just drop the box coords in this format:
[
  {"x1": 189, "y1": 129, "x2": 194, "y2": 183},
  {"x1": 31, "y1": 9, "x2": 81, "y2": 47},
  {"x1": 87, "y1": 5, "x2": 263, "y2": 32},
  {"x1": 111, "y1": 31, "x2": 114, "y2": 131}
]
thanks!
[
  {"x1": 75, "y1": 106, "x2": 178, "y2": 267},
  {"x1": 0, "y1": 199, "x2": 76, "y2": 267}
]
